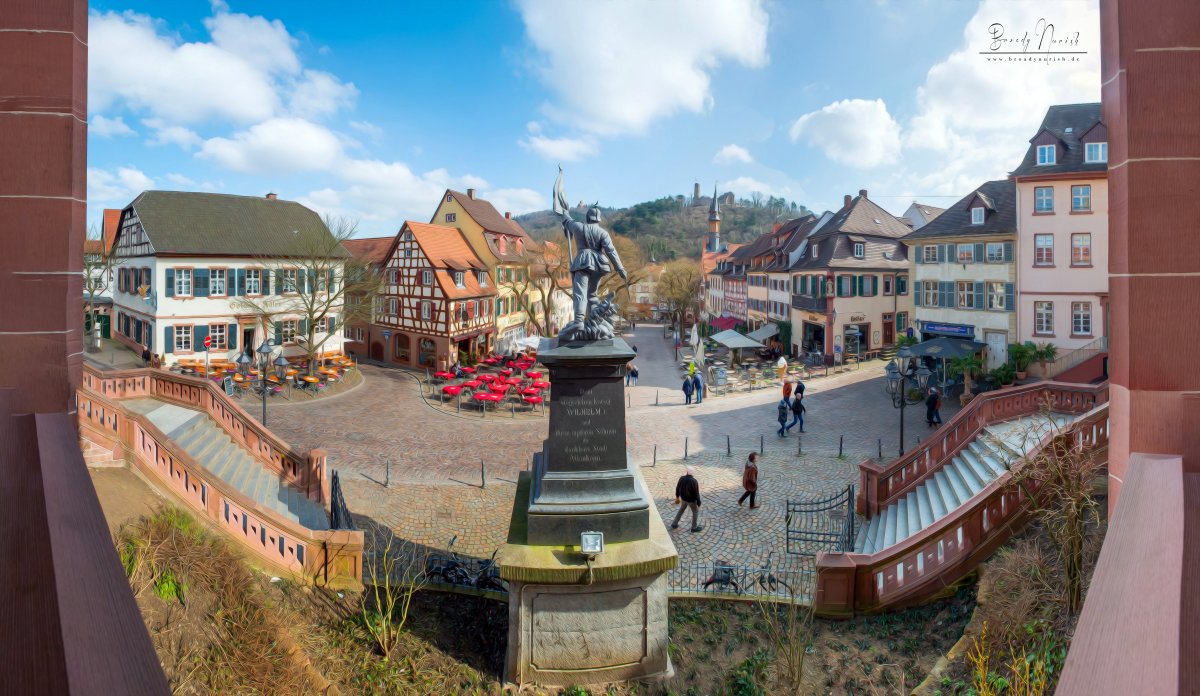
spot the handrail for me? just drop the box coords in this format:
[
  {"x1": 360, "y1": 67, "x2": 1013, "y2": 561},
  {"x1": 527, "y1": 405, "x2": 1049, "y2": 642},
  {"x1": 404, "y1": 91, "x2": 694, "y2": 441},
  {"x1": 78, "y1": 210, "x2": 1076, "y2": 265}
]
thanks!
[
  {"x1": 1045, "y1": 336, "x2": 1108, "y2": 378},
  {"x1": 81, "y1": 364, "x2": 329, "y2": 505},
  {"x1": 819, "y1": 402, "x2": 1109, "y2": 616},
  {"x1": 857, "y1": 381, "x2": 1108, "y2": 517},
  {"x1": 76, "y1": 386, "x2": 362, "y2": 588}
]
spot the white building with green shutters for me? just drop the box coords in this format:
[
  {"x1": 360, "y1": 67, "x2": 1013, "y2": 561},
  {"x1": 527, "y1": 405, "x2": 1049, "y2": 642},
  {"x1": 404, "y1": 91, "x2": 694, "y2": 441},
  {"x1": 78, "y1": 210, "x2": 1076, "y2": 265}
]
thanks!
[
  {"x1": 902, "y1": 180, "x2": 1018, "y2": 370},
  {"x1": 108, "y1": 190, "x2": 347, "y2": 366}
]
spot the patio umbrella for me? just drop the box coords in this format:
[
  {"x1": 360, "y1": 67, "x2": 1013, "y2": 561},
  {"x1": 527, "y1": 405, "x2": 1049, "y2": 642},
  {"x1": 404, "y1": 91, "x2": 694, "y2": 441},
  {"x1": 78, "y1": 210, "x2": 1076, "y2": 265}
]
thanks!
[
  {"x1": 689, "y1": 324, "x2": 704, "y2": 368},
  {"x1": 905, "y1": 336, "x2": 987, "y2": 391},
  {"x1": 747, "y1": 323, "x2": 779, "y2": 343},
  {"x1": 709, "y1": 329, "x2": 766, "y2": 350}
]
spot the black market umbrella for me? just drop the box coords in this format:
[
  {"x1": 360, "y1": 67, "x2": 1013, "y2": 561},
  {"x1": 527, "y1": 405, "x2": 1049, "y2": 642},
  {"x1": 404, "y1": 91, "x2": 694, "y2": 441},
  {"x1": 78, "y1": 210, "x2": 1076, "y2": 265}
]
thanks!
[{"x1": 904, "y1": 336, "x2": 987, "y2": 392}]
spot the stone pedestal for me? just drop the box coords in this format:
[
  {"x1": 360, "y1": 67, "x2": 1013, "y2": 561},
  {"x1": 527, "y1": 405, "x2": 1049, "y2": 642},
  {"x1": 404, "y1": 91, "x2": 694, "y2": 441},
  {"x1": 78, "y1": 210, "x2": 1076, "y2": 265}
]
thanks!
[{"x1": 501, "y1": 471, "x2": 677, "y2": 686}]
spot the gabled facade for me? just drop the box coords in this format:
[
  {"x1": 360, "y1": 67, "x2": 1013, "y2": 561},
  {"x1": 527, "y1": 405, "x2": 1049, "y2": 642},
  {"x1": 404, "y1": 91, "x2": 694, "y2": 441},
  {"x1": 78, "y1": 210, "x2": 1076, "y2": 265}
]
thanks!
[
  {"x1": 902, "y1": 201, "x2": 947, "y2": 231},
  {"x1": 1010, "y1": 103, "x2": 1109, "y2": 351},
  {"x1": 109, "y1": 191, "x2": 347, "y2": 366},
  {"x1": 786, "y1": 190, "x2": 912, "y2": 361},
  {"x1": 902, "y1": 180, "x2": 1019, "y2": 369}
]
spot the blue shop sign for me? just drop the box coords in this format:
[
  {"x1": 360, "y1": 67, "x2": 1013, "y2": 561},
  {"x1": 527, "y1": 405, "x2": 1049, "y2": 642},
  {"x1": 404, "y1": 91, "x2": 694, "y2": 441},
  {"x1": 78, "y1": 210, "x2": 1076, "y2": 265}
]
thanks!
[{"x1": 921, "y1": 321, "x2": 974, "y2": 337}]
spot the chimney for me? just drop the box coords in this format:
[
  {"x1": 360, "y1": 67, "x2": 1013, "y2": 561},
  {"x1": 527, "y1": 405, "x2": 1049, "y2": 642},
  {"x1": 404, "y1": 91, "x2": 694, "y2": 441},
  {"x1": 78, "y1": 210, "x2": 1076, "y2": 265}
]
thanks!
[
  {"x1": 844, "y1": 194, "x2": 852, "y2": 209},
  {"x1": 505, "y1": 211, "x2": 512, "y2": 219},
  {"x1": 467, "y1": 188, "x2": 476, "y2": 200},
  {"x1": 859, "y1": 189, "x2": 868, "y2": 199},
  {"x1": 266, "y1": 192, "x2": 277, "y2": 200}
]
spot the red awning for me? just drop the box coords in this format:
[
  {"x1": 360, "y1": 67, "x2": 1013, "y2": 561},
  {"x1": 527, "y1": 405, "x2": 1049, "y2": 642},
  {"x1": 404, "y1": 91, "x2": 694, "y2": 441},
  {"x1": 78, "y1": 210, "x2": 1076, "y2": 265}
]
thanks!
[{"x1": 710, "y1": 316, "x2": 739, "y2": 331}]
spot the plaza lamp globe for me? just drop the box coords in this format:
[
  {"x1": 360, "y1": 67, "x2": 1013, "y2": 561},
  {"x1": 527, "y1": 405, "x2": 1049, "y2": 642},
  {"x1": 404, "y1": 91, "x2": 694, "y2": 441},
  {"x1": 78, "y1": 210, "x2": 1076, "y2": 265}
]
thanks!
[
  {"x1": 256, "y1": 339, "x2": 273, "y2": 368},
  {"x1": 273, "y1": 355, "x2": 290, "y2": 381},
  {"x1": 884, "y1": 362, "x2": 901, "y2": 396},
  {"x1": 236, "y1": 352, "x2": 252, "y2": 378},
  {"x1": 915, "y1": 364, "x2": 932, "y2": 392}
]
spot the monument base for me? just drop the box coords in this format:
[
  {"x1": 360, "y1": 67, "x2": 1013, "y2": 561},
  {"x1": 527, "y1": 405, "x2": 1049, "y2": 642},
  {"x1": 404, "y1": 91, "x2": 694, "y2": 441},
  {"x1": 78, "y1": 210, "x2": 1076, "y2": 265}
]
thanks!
[{"x1": 501, "y1": 471, "x2": 678, "y2": 687}]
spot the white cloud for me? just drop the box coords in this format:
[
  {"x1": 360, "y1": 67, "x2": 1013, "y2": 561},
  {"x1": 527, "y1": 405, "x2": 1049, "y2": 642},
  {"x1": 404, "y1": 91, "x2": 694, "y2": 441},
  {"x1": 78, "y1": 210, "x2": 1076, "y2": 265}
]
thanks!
[
  {"x1": 289, "y1": 69, "x2": 358, "y2": 119},
  {"x1": 517, "y1": 0, "x2": 768, "y2": 135},
  {"x1": 789, "y1": 98, "x2": 901, "y2": 169},
  {"x1": 165, "y1": 173, "x2": 196, "y2": 186},
  {"x1": 142, "y1": 118, "x2": 202, "y2": 149},
  {"x1": 483, "y1": 188, "x2": 545, "y2": 216},
  {"x1": 300, "y1": 159, "x2": 487, "y2": 226},
  {"x1": 199, "y1": 117, "x2": 343, "y2": 174},
  {"x1": 349, "y1": 120, "x2": 384, "y2": 140},
  {"x1": 203, "y1": 9, "x2": 299, "y2": 75},
  {"x1": 91, "y1": 114, "x2": 135, "y2": 137},
  {"x1": 88, "y1": 166, "x2": 155, "y2": 204},
  {"x1": 720, "y1": 176, "x2": 789, "y2": 199},
  {"x1": 525, "y1": 121, "x2": 543, "y2": 135},
  {"x1": 519, "y1": 134, "x2": 598, "y2": 162},
  {"x1": 713, "y1": 144, "x2": 753, "y2": 165}
]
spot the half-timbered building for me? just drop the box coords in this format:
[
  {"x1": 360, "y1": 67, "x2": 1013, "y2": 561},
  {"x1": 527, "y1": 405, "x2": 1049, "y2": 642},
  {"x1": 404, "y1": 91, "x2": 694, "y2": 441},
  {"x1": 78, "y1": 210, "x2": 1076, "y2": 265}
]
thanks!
[
  {"x1": 347, "y1": 221, "x2": 496, "y2": 369},
  {"x1": 108, "y1": 191, "x2": 348, "y2": 366}
]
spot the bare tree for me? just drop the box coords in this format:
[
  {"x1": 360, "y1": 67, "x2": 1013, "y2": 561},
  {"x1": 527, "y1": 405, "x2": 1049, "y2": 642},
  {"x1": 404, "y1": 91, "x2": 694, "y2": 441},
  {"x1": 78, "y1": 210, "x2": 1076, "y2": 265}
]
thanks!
[
  {"x1": 654, "y1": 259, "x2": 703, "y2": 335},
  {"x1": 83, "y1": 223, "x2": 115, "y2": 353},
  {"x1": 498, "y1": 241, "x2": 572, "y2": 337},
  {"x1": 757, "y1": 589, "x2": 817, "y2": 692},
  {"x1": 232, "y1": 215, "x2": 381, "y2": 374},
  {"x1": 359, "y1": 530, "x2": 428, "y2": 658}
]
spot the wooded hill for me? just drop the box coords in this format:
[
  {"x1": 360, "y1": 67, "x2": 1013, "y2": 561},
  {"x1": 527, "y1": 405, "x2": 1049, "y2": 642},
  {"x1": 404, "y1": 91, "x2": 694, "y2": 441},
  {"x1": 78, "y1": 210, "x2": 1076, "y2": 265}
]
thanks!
[{"x1": 518, "y1": 195, "x2": 810, "y2": 260}]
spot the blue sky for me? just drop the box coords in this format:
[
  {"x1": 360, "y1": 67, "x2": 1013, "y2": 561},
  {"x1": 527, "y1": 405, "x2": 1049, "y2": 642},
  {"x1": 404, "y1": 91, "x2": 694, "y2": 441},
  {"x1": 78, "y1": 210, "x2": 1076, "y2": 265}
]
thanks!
[{"x1": 86, "y1": 0, "x2": 1100, "y2": 236}]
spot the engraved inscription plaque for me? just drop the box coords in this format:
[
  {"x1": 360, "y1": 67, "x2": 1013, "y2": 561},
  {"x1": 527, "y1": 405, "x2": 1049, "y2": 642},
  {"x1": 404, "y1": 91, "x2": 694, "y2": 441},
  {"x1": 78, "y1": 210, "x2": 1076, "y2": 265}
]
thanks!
[{"x1": 530, "y1": 587, "x2": 647, "y2": 670}]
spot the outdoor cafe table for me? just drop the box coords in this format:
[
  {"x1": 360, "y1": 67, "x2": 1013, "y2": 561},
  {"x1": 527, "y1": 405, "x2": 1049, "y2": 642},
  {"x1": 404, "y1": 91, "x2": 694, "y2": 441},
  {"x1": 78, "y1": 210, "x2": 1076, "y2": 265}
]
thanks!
[
  {"x1": 473, "y1": 392, "x2": 502, "y2": 407},
  {"x1": 525, "y1": 370, "x2": 542, "y2": 379},
  {"x1": 433, "y1": 371, "x2": 454, "y2": 380},
  {"x1": 301, "y1": 375, "x2": 320, "y2": 390},
  {"x1": 504, "y1": 377, "x2": 523, "y2": 386},
  {"x1": 460, "y1": 366, "x2": 476, "y2": 374},
  {"x1": 442, "y1": 385, "x2": 463, "y2": 397},
  {"x1": 530, "y1": 381, "x2": 550, "y2": 390},
  {"x1": 462, "y1": 379, "x2": 483, "y2": 390},
  {"x1": 498, "y1": 368, "x2": 513, "y2": 377},
  {"x1": 520, "y1": 387, "x2": 541, "y2": 397},
  {"x1": 477, "y1": 373, "x2": 497, "y2": 383},
  {"x1": 488, "y1": 383, "x2": 510, "y2": 394}
]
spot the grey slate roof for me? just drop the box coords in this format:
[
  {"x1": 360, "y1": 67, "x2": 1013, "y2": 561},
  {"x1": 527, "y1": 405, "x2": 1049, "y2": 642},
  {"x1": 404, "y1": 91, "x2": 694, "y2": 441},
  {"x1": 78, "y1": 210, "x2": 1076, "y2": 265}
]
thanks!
[
  {"x1": 786, "y1": 193, "x2": 910, "y2": 271},
  {"x1": 1010, "y1": 103, "x2": 1106, "y2": 177},
  {"x1": 126, "y1": 191, "x2": 345, "y2": 257},
  {"x1": 905, "y1": 180, "x2": 1017, "y2": 241}
]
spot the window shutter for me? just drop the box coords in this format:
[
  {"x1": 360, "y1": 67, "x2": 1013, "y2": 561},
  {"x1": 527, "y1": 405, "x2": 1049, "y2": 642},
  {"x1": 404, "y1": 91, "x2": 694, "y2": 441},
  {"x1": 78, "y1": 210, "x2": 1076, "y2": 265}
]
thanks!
[
  {"x1": 274, "y1": 321, "x2": 283, "y2": 345},
  {"x1": 308, "y1": 270, "x2": 317, "y2": 293},
  {"x1": 163, "y1": 326, "x2": 173, "y2": 353},
  {"x1": 1005, "y1": 283, "x2": 1015, "y2": 312},
  {"x1": 328, "y1": 316, "x2": 336, "y2": 333},
  {"x1": 227, "y1": 323, "x2": 238, "y2": 350},
  {"x1": 274, "y1": 270, "x2": 283, "y2": 295},
  {"x1": 974, "y1": 243, "x2": 985, "y2": 263},
  {"x1": 915, "y1": 245, "x2": 923, "y2": 264},
  {"x1": 941, "y1": 281, "x2": 953, "y2": 308},
  {"x1": 194, "y1": 325, "x2": 208, "y2": 350},
  {"x1": 194, "y1": 268, "x2": 209, "y2": 297},
  {"x1": 974, "y1": 281, "x2": 984, "y2": 310},
  {"x1": 299, "y1": 318, "x2": 309, "y2": 336},
  {"x1": 146, "y1": 324, "x2": 153, "y2": 351},
  {"x1": 235, "y1": 269, "x2": 246, "y2": 296},
  {"x1": 327, "y1": 269, "x2": 335, "y2": 293},
  {"x1": 854, "y1": 276, "x2": 862, "y2": 296},
  {"x1": 914, "y1": 282, "x2": 922, "y2": 307},
  {"x1": 1004, "y1": 241, "x2": 1014, "y2": 262},
  {"x1": 165, "y1": 268, "x2": 175, "y2": 297}
]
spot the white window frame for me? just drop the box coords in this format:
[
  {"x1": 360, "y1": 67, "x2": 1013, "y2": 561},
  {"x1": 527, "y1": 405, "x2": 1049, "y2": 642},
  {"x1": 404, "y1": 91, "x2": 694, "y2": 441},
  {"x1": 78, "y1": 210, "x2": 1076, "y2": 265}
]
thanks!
[
  {"x1": 388, "y1": 298, "x2": 398, "y2": 315},
  {"x1": 957, "y1": 281, "x2": 976, "y2": 309},
  {"x1": 923, "y1": 245, "x2": 939, "y2": 263},
  {"x1": 174, "y1": 268, "x2": 192, "y2": 296},
  {"x1": 853, "y1": 242, "x2": 864, "y2": 258},
  {"x1": 811, "y1": 243, "x2": 819, "y2": 259},
  {"x1": 478, "y1": 271, "x2": 488, "y2": 287},
  {"x1": 209, "y1": 268, "x2": 227, "y2": 296},
  {"x1": 208, "y1": 323, "x2": 227, "y2": 349},
  {"x1": 922, "y1": 281, "x2": 939, "y2": 307},
  {"x1": 421, "y1": 302, "x2": 432, "y2": 321},
  {"x1": 1034, "y1": 234, "x2": 1055, "y2": 266},
  {"x1": 986, "y1": 242, "x2": 1005, "y2": 263},
  {"x1": 355, "y1": 327, "x2": 364, "y2": 342},
  {"x1": 422, "y1": 270, "x2": 433, "y2": 286},
  {"x1": 1035, "y1": 186, "x2": 1054, "y2": 212},
  {"x1": 245, "y1": 268, "x2": 261, "y2": 295},
  {"x1": 1085, "y1": 142, "x2": 1108, "y2": 163},
  {"x1": 1071, "y1": 233, "x2": 1092, "y2": 266},
  {"x1": 1034, "y1": 302, "x2": 1054, "y2": 335},
  {"x1": 445, "y1": 212, "x2": 456, "y2": 223},
  {"x1": 971, "y1": 207, "x2": 984, "y2": 225},
  {"x1": 986, "y1": 282, "x2": 1006, "y2": 310},
  {"x1": 282, "y1": 268, "x2": 298, "y2": 293},
  {"x1": 281, "y1": 319, "x2": 298, "y2": 344},
  {"x1": 957, "y1": 244, "x2": 975, "y2": 263},
  {"x1": 1072, "y1": 302, "x2": 1092, "y2": 336},
  {"x1": 454, "y1": 271, "x2": 465, "y2": 288},
  {"x1": 174, "y1": 325, "x2": 192, "y2": 352},
  {"x1": 1071, "y1": 185, "x2": 1092, "y2": 212},
  {"x1": 1037, "y1": 144, "x2": 1056, "y2": 165}
]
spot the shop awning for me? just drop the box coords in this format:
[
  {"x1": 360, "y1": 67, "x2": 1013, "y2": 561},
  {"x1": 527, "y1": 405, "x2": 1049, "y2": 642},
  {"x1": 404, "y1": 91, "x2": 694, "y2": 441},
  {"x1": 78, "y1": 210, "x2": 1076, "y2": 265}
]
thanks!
[
  {"x1": 748, "y1": 324, "x2": 779, "y2": 342},
  {"x1": 709, "y1": 329, "x2": 765, "y2": 350},
  {"x1": 905, "y1": 336, "x2": 986, "y2": 360},
  {"x1": 710, "y1": 316, "x2": 739, "y2": 331}
]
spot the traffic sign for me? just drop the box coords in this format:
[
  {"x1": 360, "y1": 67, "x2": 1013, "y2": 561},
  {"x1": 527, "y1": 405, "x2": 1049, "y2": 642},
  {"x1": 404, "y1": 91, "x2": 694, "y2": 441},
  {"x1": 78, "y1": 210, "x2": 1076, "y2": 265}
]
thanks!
[{"x1": 204, "y1": 335, "x2": 212, "y2": 348}]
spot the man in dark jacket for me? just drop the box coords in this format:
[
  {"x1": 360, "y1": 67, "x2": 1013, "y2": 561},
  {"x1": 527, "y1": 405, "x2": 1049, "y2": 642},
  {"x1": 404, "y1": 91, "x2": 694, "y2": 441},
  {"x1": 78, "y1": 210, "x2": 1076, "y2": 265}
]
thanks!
[
  {"x1": 682, "y1": 375, "x2": 695, "y2": 405},
  {"x1": 785, "y1": 394, "x2": 806, "y2": 433},
  {"x1": 926, "y1": 388, "x2": 942, "y2": 427},
  {"x1": 672, "y1": 466, "x2": 704, "y2": 532},
  {"x1": 776, "y1": 397, "x2": 790, "y2": 437}
]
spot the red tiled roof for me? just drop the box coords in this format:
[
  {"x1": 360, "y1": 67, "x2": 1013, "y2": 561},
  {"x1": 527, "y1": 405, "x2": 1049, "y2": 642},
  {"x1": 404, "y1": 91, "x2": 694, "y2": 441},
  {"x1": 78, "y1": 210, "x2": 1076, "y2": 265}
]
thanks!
[
  {"x1": 83, "y1": 239, "x2": 105, "y2": 255},
  {"x1": 341, "y1": 236, "x2": 395, "y2": 267},
  {"x1": 405, "y1": 221, "x2": 496, "y2": 300},
  {"x1": 102, "y1": 209, "x2": 121, "y2": 253}
]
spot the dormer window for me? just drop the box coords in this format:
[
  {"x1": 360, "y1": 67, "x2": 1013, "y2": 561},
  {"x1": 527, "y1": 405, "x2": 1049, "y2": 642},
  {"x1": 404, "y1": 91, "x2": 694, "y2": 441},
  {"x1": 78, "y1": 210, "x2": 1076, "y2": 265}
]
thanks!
[
  {"x1": 853, "y1": 242, "x2": 864, "y2": 258},
  {"x1": 498, "y1": 237, "x2": 507, "y2": 254},
  {"x1": 811, "y1": 243, "x2": 819, "y2": 259},
  {"x1": 1085, "y1": 142, "x2": 1108, "y2": 163},
  {"x1": 454, "y1": 271, "x2": 464, "y2": 288},
  {"x1": 478, "y1": 271, "x2": 488, "y2": 287},
  {"x1": 971, "y1": 207, "x2": 984, "y2": 225},
  {"x1": 1037, "y1": 144, "x2": 1056, "y2": 165}
]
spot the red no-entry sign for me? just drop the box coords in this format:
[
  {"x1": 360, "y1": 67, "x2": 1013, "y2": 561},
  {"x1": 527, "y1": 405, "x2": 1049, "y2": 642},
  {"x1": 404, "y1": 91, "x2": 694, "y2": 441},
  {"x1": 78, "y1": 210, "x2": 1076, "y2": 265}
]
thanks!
[{"x1": 204, "y1": 335, "x2": 212, "y2": 348}]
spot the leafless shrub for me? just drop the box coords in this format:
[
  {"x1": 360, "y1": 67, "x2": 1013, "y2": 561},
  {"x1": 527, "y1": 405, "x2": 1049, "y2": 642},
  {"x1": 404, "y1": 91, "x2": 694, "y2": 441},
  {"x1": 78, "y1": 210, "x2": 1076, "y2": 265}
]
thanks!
[
  {"x1": 756, "y1": 589, "x2": 817, "y2": 692},
  {"x1": 359, "y1": 529, "x2": 430, "y2": 658}
]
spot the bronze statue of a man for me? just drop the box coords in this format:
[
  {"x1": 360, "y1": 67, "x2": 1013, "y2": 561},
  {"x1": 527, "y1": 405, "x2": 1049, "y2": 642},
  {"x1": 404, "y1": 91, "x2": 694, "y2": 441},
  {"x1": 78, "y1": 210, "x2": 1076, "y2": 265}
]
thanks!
[{"x1": 552, "y1": 168, "x2": 626, "y2": 341}]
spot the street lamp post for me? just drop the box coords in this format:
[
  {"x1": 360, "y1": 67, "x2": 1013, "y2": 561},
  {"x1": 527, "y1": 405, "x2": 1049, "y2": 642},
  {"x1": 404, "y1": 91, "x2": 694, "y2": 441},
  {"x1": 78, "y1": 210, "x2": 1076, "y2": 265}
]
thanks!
[
  {"x1": 884, "y1": 347, "x2": 931, "y2": 457},
  {"x1": 256, "y1": 339, "x2": 274, "y2": 425}
]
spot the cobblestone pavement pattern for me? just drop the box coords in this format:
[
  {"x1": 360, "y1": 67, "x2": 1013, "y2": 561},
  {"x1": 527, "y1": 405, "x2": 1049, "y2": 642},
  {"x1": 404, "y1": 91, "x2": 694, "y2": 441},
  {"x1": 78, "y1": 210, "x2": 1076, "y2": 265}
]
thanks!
[{"x1": 261, "y1": 325, "x2": 960, "y2": 568}]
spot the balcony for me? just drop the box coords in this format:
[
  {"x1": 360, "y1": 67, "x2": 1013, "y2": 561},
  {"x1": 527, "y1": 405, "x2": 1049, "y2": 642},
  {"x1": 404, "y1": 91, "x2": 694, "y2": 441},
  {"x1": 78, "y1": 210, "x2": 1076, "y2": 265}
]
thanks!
[{"x1": 791, "y1": 294, "x2": 827, "y2": 313}]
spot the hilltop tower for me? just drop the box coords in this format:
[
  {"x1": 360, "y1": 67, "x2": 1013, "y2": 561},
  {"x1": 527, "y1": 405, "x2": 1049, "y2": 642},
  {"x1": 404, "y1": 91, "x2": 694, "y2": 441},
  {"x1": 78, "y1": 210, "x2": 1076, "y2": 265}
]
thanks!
[{"x1": 706, "y1": 182, "x2": 721, "y2": 252}]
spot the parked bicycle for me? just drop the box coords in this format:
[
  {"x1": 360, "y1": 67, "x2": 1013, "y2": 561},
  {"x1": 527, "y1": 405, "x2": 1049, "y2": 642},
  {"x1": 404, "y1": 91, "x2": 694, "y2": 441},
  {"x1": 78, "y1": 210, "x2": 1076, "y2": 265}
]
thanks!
[
  {"x1": 702, "y1": 551, "x2": 792, "y2": 596},
  {"x1": 424, "y1": 536, "x2": 507, "y2": 593}
]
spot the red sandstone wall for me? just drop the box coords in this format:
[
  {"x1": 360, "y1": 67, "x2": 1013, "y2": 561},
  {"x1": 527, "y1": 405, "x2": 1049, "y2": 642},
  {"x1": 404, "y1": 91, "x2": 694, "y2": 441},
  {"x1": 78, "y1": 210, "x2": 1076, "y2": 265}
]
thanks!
[
  {"x1": 1054, "y1": 354, "x2": 1108, "y2": 385},
  {"x1": 0, "y1": 0, "x2": 88, "y2": 413}
]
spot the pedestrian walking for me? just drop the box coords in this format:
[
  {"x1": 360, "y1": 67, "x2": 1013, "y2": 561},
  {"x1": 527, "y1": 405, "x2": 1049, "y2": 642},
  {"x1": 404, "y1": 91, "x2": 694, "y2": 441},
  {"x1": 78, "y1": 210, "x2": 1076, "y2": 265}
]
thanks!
[
  {"x1": 794, "y1": 377, "x2": 805, "y2": 399},
  {"x1": 782, "y1": 379, "x2": 793, "y2": 401},
  {"x1": 775, "y1": 355, "x2": 788, "y2": 382},
  {"x1": 626, "y1": 360, "x2": 635, "y2": 386},
  {"x1": 141, "y1": 345, "x2": 151, "y2": 367},
  {"x1": 925, "y1": 388, "x2": 943, "y2": 427},
  {"x1": 692, "y1": 370, "x2": 704, "y2": 404},
  {"x1": 630, "y1": 363, "x2": 639, "y2": 385},
  {"x1": 672, "y1": 466, "x2": 704, "y2": 532},
  {"x1": 737, "y1": 453, "x2": 759, "y2": 509},
  {"x1": 785, "y1": 393, "x2": 806, "y2": 433},
  {"x1": 776, "y1": 397, "x2": 790, "y2": 437},
  {"x1": 682, "y1": 375, "x2": 695, "y2": 405}
]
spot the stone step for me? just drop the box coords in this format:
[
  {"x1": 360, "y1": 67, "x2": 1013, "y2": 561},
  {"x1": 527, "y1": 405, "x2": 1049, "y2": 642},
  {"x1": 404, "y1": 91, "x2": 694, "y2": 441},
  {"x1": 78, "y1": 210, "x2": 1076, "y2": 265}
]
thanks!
[
  {"x1": 925, "y1": 476, "x2": 948, "y2": 519},
  {"x1": 915, "y1": 485, "x2": 933, "y2": 529}
]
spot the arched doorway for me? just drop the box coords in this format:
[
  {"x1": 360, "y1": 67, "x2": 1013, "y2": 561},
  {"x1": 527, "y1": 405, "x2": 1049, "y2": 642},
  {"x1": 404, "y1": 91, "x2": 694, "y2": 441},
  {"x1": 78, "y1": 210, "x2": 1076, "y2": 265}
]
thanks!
[
  {"x1": 418, "y1": 338, "x2": 436, "y2": 368},
  {"x1": 370, "y1": 341, "x2": 383, "y2": 361},
  {"x1": 393, "y1": 332, "x2": 411, "y2": 364}
]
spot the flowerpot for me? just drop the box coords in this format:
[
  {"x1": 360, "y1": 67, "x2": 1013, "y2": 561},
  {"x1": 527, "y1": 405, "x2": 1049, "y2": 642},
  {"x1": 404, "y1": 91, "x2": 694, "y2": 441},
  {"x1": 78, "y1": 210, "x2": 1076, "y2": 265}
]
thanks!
[
  {"x1": 1016, "y1": 371, "x2": 1027, "y2": 380},
  {"x1": 959, "y1": 393, "x2": 975, "y2": 407}
]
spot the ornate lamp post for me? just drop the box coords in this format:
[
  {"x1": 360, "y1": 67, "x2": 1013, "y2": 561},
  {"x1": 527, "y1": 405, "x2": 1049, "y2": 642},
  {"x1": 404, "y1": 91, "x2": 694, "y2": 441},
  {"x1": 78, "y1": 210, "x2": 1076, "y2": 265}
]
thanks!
[
  {"x1": 273, "y1": 354, "x2": 290, "y2": 387},
  {"x1": 236, "y1": 351, "x2": 251, "y2": 379},
  {"x1": 256, "y1": 339, "x2": 274, "y2": 424},
  {"x1": 884, "y1": 347, "x2": 931, "y2": 456}
]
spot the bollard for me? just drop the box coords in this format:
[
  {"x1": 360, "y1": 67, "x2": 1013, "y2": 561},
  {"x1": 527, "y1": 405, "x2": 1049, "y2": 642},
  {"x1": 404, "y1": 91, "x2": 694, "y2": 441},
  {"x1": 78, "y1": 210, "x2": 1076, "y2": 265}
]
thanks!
[
  {"x1": 627, "y1": 393, "x2": 631, "y2": 408},
  {"x1": 481, "y1": 459, "x2": 486, "y2": 488},
  {"x1": 512, "y1": 401, "x2": 516, "y2": 418},
  {"x1": 684, "y1": 437, "x2": 688, "y2": 459},
  {"x1": 457, "y1": 397, "x2": 461, "y2": 413},
  {"x1": 798, "y1": 435, "x2": 802, "y2": 456},
  {"x1": 760, "y1": 434, "x2": 764, "y2": 454},
  {"x1": 653, "y1": 444, "x2": 657, "y2": 467},
  {"x1": 656, "y1": 390, "x2": 660, "y2": 406},
  {"x1": 839, "y1": 435, "x2": 844, "y2": 458},
  {"x1": 726, "y1": 434, "x2": 731, "y2": 456},
  {"x1": 385, "y1": 459, "x2": 390, "y2": 488},
  {"x1": 878, "y1": 438, "x2": 882, "y2": 460}
]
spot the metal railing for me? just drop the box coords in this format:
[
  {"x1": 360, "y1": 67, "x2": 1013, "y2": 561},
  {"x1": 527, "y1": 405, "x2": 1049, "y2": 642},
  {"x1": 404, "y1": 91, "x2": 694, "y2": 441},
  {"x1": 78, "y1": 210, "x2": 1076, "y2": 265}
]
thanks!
[
  {"x1": 785, "y1": 485, "x2": 856, "y2": 556},
  {"x1": 791, "y1": 294, "x2": 827, "y2": 312},
  {"x1": 668, "y1": 558, "x2": 814, "y2": 602},
  {"x1": 1045, "y1": 335, "x2": 1108, "y2": 378}
]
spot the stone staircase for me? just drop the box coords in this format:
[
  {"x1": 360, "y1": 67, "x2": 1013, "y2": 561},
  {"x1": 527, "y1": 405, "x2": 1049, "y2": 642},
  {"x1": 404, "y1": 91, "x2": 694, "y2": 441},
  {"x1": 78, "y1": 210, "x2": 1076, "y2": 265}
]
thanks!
[
  {"x1": 855, "y1": 412, "x2": 1073, "y2": 554},
  {"x1": 123, "y1": 398, "x2": 329, "y2": 531},
  {"x1": 81, "y1": 437, "x2": 122, "y2": 467}
]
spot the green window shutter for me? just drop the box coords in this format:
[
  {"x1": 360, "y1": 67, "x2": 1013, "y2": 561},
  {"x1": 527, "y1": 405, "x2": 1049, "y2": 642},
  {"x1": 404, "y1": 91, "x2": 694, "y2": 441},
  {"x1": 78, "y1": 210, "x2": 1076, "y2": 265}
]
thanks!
[
  {"x1": 328, "y1": 316, "x2": 336, "y2": 333},
  {"x1": 940, "y1": 281, "x2": 952, "y2": 308},
  {"x1": 274, "y1": 270, "x2": 283, "y2": 295},
  {"x1": 299, "y1": 318, "x2": 309, "y2": 336},
  {"x1": 235, "y1": 269, "x2": 245, "y2": 296},
  {"x1": 974, "y1": 281, "x2": 984, "y2": 310},
  {"x1": 193, "y1": 325, "x2": 208, "y2": 350},
  {"x1": 193, "y1": 268, "x2": 209, "y2": 297},
  {"x1": 274, "y1": 321, "x2": 283, "y2": 345},
  {"x1": 164, "y1": 268, "x2": 175, "y2": 297},
  {"x1": 854, "y1": 276, "x2": 862, "y2": 297},
  {"x1": 1005, "y1": 283, "x2": 1015, "y2": 312},
  {"x1": 227, "y1": 323, "x2": 238, "y2": 350},
  {"x1": 163, "y1": 326, "x2": 173, "y2": 353},
  {"x1": 915, "y1": 245, "x2": 923, "y2": 264},
  {"x1": 1004, "y1": 241, "x2": 1014, "y2": 262},
  {"x1": 914, "y1": 282, "x2": 922, "y2": 306},
  {"x1": 974, "y1": 243, "x2": 985, "y2": 263}
]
